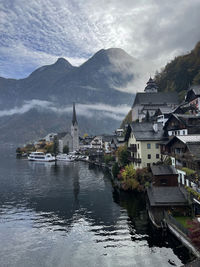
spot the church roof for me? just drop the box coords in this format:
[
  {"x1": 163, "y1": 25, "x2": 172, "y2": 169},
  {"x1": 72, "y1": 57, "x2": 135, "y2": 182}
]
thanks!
[
  {"x1": 72, "y1": 103, "x2": 78, "y2": 125},
  {"x1": 57, "y1": 132, "x2": 71, "y2": 139},
  {"x1": 132, "y1": 92, "x2": 179, "y2": 107}
]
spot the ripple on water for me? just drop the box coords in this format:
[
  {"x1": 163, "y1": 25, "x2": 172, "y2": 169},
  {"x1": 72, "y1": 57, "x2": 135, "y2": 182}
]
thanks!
[{"x1": 0, "y1": 150, "x2": 193, "y2": 266}]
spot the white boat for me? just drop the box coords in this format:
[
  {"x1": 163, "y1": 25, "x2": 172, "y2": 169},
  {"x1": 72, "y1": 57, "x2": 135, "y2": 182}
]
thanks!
[
  {"x1": 28, "y1": 152, "x2": 55, "y2": 162},
  {"x1": 56, "y1": 154, "x2": 74, "y2": 162}
]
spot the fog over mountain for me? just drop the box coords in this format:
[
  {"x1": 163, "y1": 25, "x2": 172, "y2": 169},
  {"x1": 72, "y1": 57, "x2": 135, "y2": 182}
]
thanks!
[{"x1": 0, "y1": 48, "x2": 135, "y2": 144}]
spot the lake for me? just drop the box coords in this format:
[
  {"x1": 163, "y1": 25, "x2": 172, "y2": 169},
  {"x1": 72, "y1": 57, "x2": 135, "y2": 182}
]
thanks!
[{"x1": 0, "y1": 146, "x2": 193, "y2": 266}]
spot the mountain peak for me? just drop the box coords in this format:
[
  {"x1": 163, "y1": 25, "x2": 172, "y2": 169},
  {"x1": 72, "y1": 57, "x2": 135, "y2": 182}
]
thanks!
[
  {"x1": 81, "y1": 47, "x2": 134, "y2": 71},
  {"x1": 54, "y1": 57, "x2": 73, "y2": 68},
  {"x1": 95, "y1": 48, "x2": 132, "y2": 59}
]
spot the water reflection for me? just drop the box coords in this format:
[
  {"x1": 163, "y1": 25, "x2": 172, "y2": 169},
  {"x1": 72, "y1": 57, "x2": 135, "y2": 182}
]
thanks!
[{"x1": 0, "y1": 148, "x2": 194, "y2": 266}]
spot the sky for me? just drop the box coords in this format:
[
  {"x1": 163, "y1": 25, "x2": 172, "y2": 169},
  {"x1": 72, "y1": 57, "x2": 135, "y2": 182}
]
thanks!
[{"x1": 1, "y1": 0, "x2": 200, "y2": 83}]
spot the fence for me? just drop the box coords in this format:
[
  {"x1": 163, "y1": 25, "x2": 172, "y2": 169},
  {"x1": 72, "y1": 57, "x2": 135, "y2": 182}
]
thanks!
[{"x1": 164, "y1": 211, "x2": 189, "y2": 237}]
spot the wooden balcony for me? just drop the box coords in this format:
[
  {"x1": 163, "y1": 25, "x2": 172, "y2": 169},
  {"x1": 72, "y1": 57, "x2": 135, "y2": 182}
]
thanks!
[
  {"x1": 128, "y1": 144, "x2": 137, "y2": 152},
  {"x1": 128, "y1": 157, "x2": 141, "y2": 164}
]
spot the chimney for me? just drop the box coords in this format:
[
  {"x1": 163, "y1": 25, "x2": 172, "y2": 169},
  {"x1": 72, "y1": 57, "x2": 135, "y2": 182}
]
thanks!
[{"x1": 153, "y1": 123, "x2": 158, "y2": 133}]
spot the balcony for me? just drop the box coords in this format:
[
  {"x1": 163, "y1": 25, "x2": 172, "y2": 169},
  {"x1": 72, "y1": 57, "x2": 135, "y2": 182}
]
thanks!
[
  {"x1": 128, "y1": 157, "x2": 141, "y2": 164},
  {"x1": 135, "y1": 158, "x2": 142, "y2": 164},
  {"x1": 128, "y1": 144, "x2": 137, "y2": 152}
]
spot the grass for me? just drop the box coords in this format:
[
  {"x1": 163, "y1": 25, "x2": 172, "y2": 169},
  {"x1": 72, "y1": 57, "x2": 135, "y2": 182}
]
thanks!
[{"x1": 174, "y1": 216, "x2": 192, "y2": 228}]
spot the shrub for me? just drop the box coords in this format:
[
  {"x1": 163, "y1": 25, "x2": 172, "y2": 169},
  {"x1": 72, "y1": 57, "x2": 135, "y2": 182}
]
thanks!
[
  {"x1": 182, "y1": 167, "x2": 196, "y2": 176},
  {"x1": 112, "y1": 162, "x2": 120, "y2": 178},
  {"x1": 104, "y1": 155, "x2": 114, "y2": 164}
]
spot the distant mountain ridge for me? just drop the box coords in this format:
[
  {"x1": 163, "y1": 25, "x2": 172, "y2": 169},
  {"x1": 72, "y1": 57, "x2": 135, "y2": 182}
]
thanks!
[
  {"x1": 0, "y1": 48, "x2": 135, "y2": 108},
  {"x1": 0, "y1": 48, "x2": 136, "y2": 144}
]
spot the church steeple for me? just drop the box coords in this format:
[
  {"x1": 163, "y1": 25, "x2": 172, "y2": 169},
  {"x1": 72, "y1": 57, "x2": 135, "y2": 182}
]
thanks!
[
  {"x1": 72, "y1": 102, "x2": 78, "y2": 126},
  {"x1": 71, "y1": 103, "x2": 79, "y2": 151},
  {"x1": 144, "y1": 77, "x2": 158, "y2": 93}
]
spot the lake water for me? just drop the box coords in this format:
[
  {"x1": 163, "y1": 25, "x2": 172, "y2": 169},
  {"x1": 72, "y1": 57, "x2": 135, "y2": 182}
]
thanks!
[{"x1": 0, "y1": 146, "x2": 193, "y2": 266}]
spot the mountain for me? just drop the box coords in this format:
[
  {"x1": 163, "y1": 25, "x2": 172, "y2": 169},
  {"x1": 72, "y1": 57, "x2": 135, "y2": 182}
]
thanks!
[
  {"x1": 0, "y1": 48, "x2": 135, "y2": 144},
  {"x1": 154, "y1": 41, "x2": 200, "y2": 100}
]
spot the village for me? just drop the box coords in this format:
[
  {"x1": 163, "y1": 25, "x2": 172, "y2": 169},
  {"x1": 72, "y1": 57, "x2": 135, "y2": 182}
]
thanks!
[{"x1": 16, "y1": 78, "x2": 200, "y2": 260}]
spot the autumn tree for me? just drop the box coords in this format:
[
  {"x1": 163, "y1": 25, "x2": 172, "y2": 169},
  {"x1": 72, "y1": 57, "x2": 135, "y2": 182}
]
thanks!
[{"x1": 116, "y1": 145, "x2": 129, "y2": 167}]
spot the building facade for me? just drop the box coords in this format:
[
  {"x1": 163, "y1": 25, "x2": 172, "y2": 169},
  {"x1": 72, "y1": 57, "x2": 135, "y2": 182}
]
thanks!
[
  {"x1": 127, "y1": 122, "x2": 163, "y2": 169},
  {"x1": 131, "y1": 78, "x2": 179, "y2": 122},
  {"x1": 58, "y1": 103, "x2": 79, "y2": 153}
]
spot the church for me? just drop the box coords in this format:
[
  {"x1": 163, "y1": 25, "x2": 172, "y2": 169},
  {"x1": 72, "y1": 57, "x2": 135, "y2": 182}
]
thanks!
[
  {"x1": 58, "y1": 103, "x2": 79, "y2": 153},
  {"x1": 132, "y1": 78, "x2": 179, "y2": 122}
]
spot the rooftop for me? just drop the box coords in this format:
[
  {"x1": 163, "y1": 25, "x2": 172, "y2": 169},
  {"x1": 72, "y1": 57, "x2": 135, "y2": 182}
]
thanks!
[
  {"x1": 131, "y1": 122, "x2": 164, "y2": 141},
  {"x1": 151, "y1": 165, "x2": 178, "y2": 176},
  {"x1": 147, "y1": 186, "x2": 188, "y2": 206},
  {"x1": 176, "y1": 135, "x2": 200, "y2": 143},
  {"x1": 164, "y1": 113, "x2": 200, "y2": 129},
  {"x1": 132, "y1": 92, "x2": 179, "y2": 107},
  {"x1": 188, "y1": 85, "x2": 200, "y2": 95}
]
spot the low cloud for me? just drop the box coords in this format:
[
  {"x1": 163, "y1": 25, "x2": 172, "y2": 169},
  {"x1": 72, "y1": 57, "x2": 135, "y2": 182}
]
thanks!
[{"x1": 0, "y1": 100, "x2": 130, "y2": 121}]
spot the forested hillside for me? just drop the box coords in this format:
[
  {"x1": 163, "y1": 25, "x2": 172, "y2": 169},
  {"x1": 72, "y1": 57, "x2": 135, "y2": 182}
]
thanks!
[{"x1": 154, "y1": 41, "x2": 200, "y2": 100}]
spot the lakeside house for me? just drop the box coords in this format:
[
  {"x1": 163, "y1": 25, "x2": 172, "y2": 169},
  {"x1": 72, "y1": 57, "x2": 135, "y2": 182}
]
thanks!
[
  {"x1": 185, "y1": 85, "x2": 200, "y2": 112},
  {"x1": 162, "y1": 135, "x2": 200, "y2": 172},
  {"x1": 163, "y1": 114, "x2": 200, "y2": 138},
  {"x1": 127, "y1": 122, "x2": 163, "y2": 169},
  {"x1": 147, "y1": 165, "x2": 189, "y2": 227}
]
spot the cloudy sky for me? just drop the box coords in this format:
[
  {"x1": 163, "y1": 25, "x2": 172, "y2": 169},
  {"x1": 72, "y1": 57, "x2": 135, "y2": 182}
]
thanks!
[{"x1": 0, "y1": 0, "x2": 200, "y2": 80}]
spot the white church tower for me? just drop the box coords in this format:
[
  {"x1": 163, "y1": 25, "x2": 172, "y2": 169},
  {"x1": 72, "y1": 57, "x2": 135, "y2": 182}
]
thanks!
[{"x1": 71, "y1": 103, "x2": 79, "y2": 151}]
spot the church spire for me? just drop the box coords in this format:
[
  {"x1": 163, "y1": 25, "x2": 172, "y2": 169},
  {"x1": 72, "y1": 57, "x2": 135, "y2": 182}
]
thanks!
[{"x1": 72, "y1": 103, "x2": 78, "y2": 126}]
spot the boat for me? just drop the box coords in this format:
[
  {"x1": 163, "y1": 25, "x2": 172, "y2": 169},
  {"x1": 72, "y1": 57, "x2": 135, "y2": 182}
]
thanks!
[
  {"x1": 56, "y1": 154, "x2": 74, "y2": 162},
  {"x1": 28, "y1": 152, "x2": 55, "y2": 162}
]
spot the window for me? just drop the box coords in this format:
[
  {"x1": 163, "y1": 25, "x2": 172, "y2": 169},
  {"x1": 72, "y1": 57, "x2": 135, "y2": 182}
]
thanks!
[
  {"x1": 183, "y1": 130, "x2": 185, "y2": 135},
  {"x1": 137, "y1": 143, "x2": 139, "y2": 149},
  {"x1": 147, "y1": 143, "x2": 151, "y2": 149},
  {"x1": 148, "y1": 154, "x2": 151, "y2": 159},
  {"x1": 138, "y1": 153, "x2": 140, "y2": 158},
  {"x1": 155, "y1": 143, "x2": 159, "y2": 149},
  {"x1": 156, "y1": 154, "x2": 159, "y2": 159}
]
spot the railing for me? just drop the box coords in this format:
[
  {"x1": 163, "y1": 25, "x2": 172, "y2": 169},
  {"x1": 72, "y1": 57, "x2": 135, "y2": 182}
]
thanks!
[
  {"x1": 128, "y1": 157, "x2": 141, "y2": 163},
  {"x1": 127, "y1": 144, "x2": 137, "y2": 152},
  {"x1": 135, "y1": 158, "x2": 142, "y2": 163},
  {"x1": 164, "y1": 211, "x2": 189, "y2": 237}
]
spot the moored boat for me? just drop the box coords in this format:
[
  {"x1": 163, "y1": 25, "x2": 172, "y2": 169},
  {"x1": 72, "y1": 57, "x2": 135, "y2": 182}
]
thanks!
[
  {"x1": 56, "y1": 154, "x2": 74, "y2": 162},
  {"x1": 28, "y1": 152, "x2": 55, "y2": 162}
]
